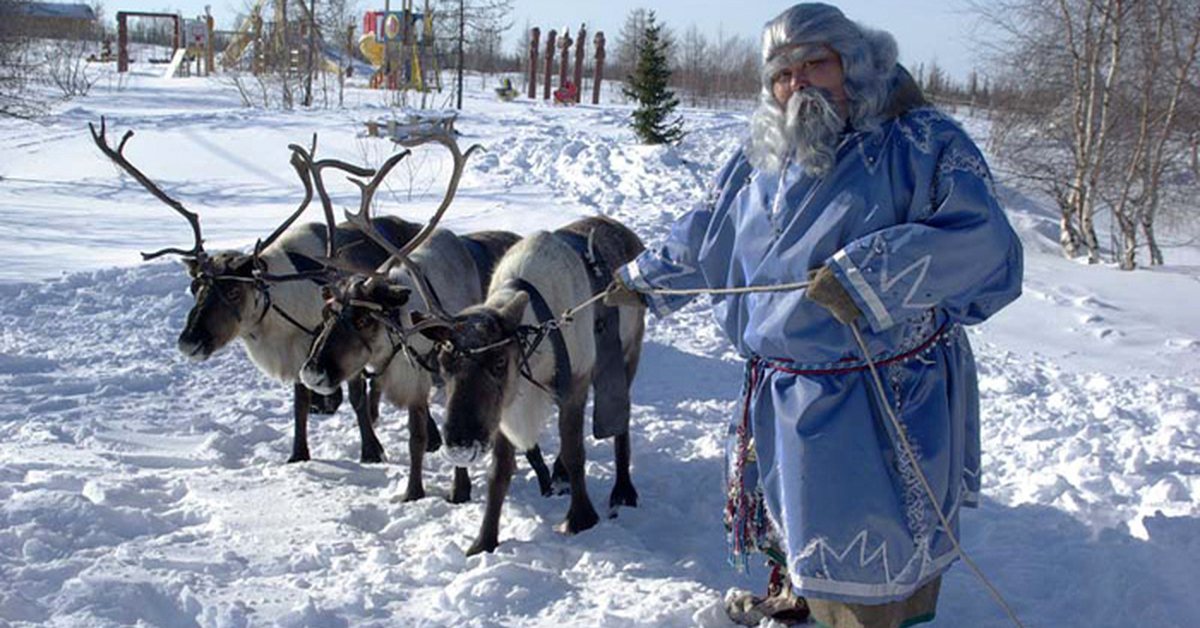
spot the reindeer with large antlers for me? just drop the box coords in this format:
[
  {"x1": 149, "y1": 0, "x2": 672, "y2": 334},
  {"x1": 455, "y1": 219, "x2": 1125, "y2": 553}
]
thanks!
[
  {"x1": 299, "y1": 131, "x2": 555, "y2": 503},
  {"x1": 416, "y1": 215, "x2": 647, "y2": 555},
  {"x1": 88, "y1": 118, "x2": 438, "y2": 464}
]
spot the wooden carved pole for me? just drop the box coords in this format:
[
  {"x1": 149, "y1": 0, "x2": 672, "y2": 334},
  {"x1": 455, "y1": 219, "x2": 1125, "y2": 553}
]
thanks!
[
  {"x1": 528, "y1": 27, "x2": 540, "y2": 99},
  {"x1": 573, "y1": 23, "x2": 586, "y2": 103},
  {"x1": 558, "y1": 29, "x2": 572, "y2": 99},
  {"x1": 542, "y1": 29, "x2": 556, "y2": 100},
  {"x1": 205, "y1": 12, "x2": 215, "y2": 75},
  {"x1": 592, "y1": 32, "x2": 605, "y2": 105},
  {"x1": 117, "y1": 12, "x2": 128, "y2": 72}
]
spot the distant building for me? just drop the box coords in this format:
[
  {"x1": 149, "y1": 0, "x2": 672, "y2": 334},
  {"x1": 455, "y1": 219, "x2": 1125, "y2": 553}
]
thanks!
[{"x1": 1, "y1": 2, "x2": 99, "y2": 39}]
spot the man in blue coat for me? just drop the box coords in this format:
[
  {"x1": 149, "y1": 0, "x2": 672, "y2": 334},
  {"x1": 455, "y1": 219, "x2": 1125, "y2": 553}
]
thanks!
[{"x1": 605, "y1": 4, "x2": 1023, "y2": 627}]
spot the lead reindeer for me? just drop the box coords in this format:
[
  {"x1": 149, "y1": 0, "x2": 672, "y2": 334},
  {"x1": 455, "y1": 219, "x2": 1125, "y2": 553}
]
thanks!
[
  {"x1": 297, "y1": 133, "x2": 554, "y2": 503},
  {"x1": 417, "y1": 215, "x2": 647, "y2": 555},
  {"x1": 88, "y1": 118, "x2": 437, "y2": 463}
]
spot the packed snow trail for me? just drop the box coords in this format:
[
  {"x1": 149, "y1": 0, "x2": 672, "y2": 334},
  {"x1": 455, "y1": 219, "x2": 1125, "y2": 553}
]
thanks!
[{"x1": 1, "y1": 71, "x2": 1199, "y2": 627}]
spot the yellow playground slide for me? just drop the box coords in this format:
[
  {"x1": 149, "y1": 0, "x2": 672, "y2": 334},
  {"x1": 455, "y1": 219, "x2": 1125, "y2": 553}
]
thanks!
[{"x1": 359, "y1": 34, "x2": 385, "y2": 68}]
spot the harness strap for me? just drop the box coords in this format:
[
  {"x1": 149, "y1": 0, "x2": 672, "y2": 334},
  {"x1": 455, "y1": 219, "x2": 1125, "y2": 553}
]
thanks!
[
  {"x1": 502, "y1": 278, "x2": 571, "y2": 400},
  {"x1": 557, "y1": 229, "x2": 631, "y2": 439}
]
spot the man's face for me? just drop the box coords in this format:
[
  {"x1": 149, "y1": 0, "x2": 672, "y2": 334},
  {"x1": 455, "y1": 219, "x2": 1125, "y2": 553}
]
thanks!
[{"x1": 770, "y1": 45, "x2": 848, "y2": 115}]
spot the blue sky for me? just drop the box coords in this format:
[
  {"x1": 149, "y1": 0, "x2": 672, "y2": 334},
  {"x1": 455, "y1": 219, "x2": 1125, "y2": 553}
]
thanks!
[{"x1": 101, "y1": 0, "x2": 991, "y2": 82}]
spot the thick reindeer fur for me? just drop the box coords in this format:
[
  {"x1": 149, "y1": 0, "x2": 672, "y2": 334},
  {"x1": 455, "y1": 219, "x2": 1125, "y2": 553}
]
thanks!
[
  {"x1": 431, "y1": 215, "x2": 646, "y2": 555},
  {"x1": 364, "y1": 228, "x2": 498, "y2": 398},
  {"x1": 300, "y1": 227, "x2": 528, "y2": 503},
  {"x1": 487, "y1": 217, "x2": 645, "y2": 451},
  {"x1": 178, "y1": 216, "x2": 421, "y2": 464}
]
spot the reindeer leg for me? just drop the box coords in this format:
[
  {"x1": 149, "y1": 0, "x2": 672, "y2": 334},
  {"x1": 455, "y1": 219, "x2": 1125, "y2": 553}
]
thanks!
[
  {"x1": 466, "y1": 434, "x2": 515, "y2": 556},
  {"x1": 609, "y1": 431, "x2": 638, "y2": 514},
  {"x1": 555, "y1": 388, "x2": 599, "y2": 535},
  {"x1": 350, "y1": 375, "x2": 385, "y2": 463},
  {"x1": 610, "y1": 331, "x2": 643, "y2": 512},
  {"x1": 448, "y1": 466, "x2": 471, "y2": 504},
  {"x1": 288, "y1": 383, "x2": 312, "y2": 463},
  {"x1": 368, "y1": 378, "x2": 383, "y2": 428},
  {"x1": 524, "y1": 444, "x2": 554, "y2": 497},
  {"x1": 425, "y1": 413, "x2": 442, "y2": 453},
  {"x1": 550, "y1": 454, "x2": 570, "y2": 495},
  {"x1": 399, "y1": 402, "x2": 430, "y2": 501}
]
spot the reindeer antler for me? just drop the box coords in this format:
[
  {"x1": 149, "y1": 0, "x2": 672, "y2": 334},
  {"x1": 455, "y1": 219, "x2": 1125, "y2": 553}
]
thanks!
[
  {"x1": 89, "y1": 117, "x2": 204, "y2": 261},
  {"x1": 256, "y1": 134, "x2": 318, "y2": 258},
  {"x1": 338, "y1": 149, "x2": 452, "y2": 318},
  {"x1": 310, "y1": 154, "x2": 377, "y2": 260},
  {"x1": 253, "y1": 136, "x2": 385, "y2": 284},
  {"x1": 384, "y1": 131, "x2": 484, "y2": 269}
]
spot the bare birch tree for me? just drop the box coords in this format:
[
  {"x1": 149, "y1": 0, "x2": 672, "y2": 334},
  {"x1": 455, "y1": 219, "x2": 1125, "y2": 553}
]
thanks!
[
  {"x1": 984, "y1": 0, "x2": 1199, "y2": 268},
  {"x1": 980, "y1": 0, "x2": 1128, "y2": 263}
]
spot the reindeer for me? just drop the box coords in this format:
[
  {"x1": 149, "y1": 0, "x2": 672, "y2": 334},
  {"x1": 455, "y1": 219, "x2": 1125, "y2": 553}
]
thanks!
[
  {"x1": 88, "y1": 118, "x2": 436, "y2": 464},
  {"x1": 299, "y1": 134, "x2": 554, "y2": 503},
  {"x1": 416, "y1": 215, "x2": 646, "y2": 555}
]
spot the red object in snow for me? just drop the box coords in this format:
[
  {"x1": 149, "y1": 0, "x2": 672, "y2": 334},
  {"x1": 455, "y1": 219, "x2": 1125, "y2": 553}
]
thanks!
[{"x1": 553, "y1": 81, "x2": 578, "y2": 105}]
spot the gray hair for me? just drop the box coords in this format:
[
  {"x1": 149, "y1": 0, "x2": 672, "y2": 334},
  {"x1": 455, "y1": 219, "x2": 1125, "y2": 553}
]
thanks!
[
  {"x1": 746, "y1": 3, "x2": 901, "y2": 174},
  {"x1": 761, "y1": 3, "x2": 899, "y2": 131}
]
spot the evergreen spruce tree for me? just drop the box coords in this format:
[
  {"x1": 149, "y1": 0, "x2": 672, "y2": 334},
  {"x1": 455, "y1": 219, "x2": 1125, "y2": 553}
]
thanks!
[{"x1": 623, "y1": 12, "x2": 684, "y2": 145}]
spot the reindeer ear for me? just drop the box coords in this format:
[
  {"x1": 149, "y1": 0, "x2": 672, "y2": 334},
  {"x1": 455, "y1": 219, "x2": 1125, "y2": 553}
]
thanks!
[
  {"x1": 230, "y1": 254, "x2": 256, "y2": 276},
  {"x1": 182, "y1": 258, "x2": 202, "y2": 277},
  {"x1": 414, "y1": 312, "x2": 455, "y2": 344},
  {"x1": 380, "y1": 285, "x2": 411, "y2": 309},
  {"x1": 497, "y1": 291, "x2": 531, "y2": 329}
]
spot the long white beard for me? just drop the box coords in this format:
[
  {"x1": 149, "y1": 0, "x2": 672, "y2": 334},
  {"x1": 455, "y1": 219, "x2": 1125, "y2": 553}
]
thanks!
[{"x1": 746, "y1": 88, "x2": 844, "y2": 177}]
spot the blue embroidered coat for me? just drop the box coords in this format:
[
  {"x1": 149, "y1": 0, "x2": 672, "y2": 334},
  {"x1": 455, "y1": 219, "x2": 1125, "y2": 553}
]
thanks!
[{"x1": 617, "y1": 107, "x2": 1023, "y2": 604}]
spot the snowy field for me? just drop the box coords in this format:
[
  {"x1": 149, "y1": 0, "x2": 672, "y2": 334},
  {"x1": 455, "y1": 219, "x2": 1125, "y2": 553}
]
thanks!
[{"x1": 1, "y1": 62, "x2": 1199, "y2": 628}]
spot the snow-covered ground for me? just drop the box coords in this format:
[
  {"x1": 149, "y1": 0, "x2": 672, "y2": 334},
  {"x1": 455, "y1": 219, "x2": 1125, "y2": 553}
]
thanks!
[{"x1": 1, "y1": 62, "x2": 1199, "y2": 628}]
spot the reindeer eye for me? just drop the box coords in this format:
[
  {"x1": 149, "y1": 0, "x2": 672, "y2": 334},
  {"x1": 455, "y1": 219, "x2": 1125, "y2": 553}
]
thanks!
[
  {"x1": 352, "y1": 312, "x2": 372, "y2": 330},
  {"x1": 223, "y1": 284, "x2": 243, "y2": 301},
  {"x1": 489, "y1": 357, "x2": 507, "y2": 378}
]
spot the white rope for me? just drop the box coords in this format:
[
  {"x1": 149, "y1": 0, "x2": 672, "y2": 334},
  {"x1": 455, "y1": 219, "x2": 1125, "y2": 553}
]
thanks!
[
  {"x1": 557, "y1": 281, "x2": 812, "y2": 327},
  {"x1": 646, "y1": 281, "x2": 811, "y2": 296},
  {"x1": 850, "y1": 324, "x2": 1026, "y2": 628}
]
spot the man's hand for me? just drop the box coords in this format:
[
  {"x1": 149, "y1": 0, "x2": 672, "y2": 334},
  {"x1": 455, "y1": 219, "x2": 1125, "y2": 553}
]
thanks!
[
  {"x1": 603, "y1": 275, "x2": 647, "y2": 308},
  {"x1": 806, "y1": 265, "x2": 862, "y2": 325}
]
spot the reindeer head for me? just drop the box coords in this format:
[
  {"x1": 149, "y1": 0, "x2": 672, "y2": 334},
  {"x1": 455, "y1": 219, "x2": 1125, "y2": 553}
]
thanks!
[
  {"x1": 299, "y1": 276, "x2": 412, "y2": 395},
  {"x1": 176, "y1": 252, "x2": 262, "y2": 360},
  {"x1": 90, "y1": 120, "x2": 387, "y2": 362},
  {"x1": 418, "y1": 291, "x2": 531, "y2": 465}
]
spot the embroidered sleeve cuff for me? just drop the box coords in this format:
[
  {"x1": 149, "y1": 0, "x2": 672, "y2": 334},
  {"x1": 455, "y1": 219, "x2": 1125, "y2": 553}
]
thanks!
[
  {"x1": 830, "y1": 250, "x2": 895, "y2": 333},
  {"x1": 620, "y1": 261, "x2": 674, "y2": 318}
]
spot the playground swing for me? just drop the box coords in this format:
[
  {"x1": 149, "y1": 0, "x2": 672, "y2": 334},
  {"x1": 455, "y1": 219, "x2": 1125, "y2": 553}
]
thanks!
[{"x1": 495, "y1": 77, "x2": 519, "y2": 101}]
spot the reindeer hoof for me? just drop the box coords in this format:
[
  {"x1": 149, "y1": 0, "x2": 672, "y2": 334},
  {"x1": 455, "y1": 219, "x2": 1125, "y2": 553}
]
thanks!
[
  {"x1": 608, "y1": 481, "x2": 639, "y2": 516},
  {"x1": 556, "y1": 506, "x2": 600, "y2": 535},
  {"x1": 465, "y1": 537, "x2": 498, "y2": 556},
  {"x1": 360, "y1": 447, "x2": 386, "y2": 464},
  {"x1": 396, "y1": 487, "x2": 425, "y2": 502},
  {"x1": 287, "y1": 451, "x2": 310, "y2": 463},
  {"x1": 447, "y1": 486, "x2": 471, "y2": 504}
]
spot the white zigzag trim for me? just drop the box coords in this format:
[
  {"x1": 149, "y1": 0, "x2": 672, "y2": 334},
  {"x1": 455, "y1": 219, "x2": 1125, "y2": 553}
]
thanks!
[{"x1": 788, "y1": 483, "x2": 969, "y2": 600}]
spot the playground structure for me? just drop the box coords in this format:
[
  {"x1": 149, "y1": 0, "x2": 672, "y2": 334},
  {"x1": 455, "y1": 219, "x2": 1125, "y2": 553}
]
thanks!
[
  {"x1": 526, "y1": 25, "x2": 605, "y2": 105},
  {"x1": 116, "y1": 10, "x2": 215, "y2": 77},
  {"x1": 219, "y1": 0, "x2": 327, "y2": 77},
  {"x1": 359, "y1": 0, "x2": 440, "y2": 92}
]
